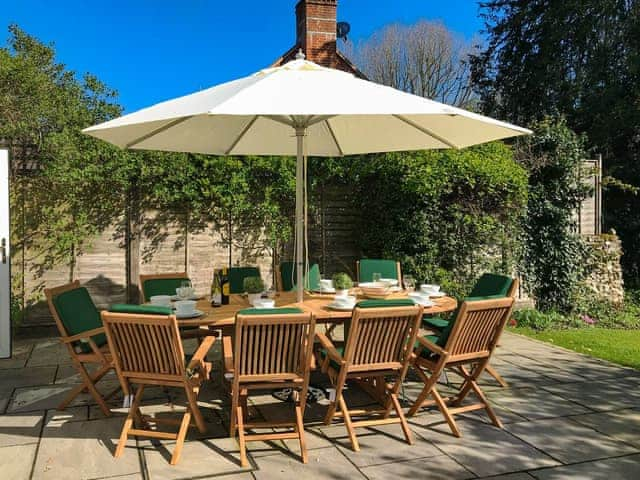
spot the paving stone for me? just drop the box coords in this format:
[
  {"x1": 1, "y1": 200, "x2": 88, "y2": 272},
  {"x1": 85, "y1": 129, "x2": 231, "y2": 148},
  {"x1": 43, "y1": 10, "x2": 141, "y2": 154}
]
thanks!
[
  {"x1": 411, "y1": 416, "x2": 559, "y2": 477},
  {"x1": 530, "y1": 453, "x2": 640, "y2": 479},
  {"x1": 478, "y1": 473, "x2": 536, "y2": 480},
  {"x1": 44, "y1": 406, "x2": 88, "y2": 425},
  {"x1": 488, "y1": 387, "x2": 592, "y2": 420},
  {"x1": 0, "y1": 443, "x2": 38, "y2": 480},
  {"x1": 0, "y1": 391, "x2": 10, "y2": 413},
  {"x1": 0, "y1": 366, "x2": 56, "y2": 389},
  {"x1": 320, "y1": 421, "x2": 441, "y2": 467},
  {"x1": 9, "y1": 384, "x2": 93, "y2": 412},
  {"x1": 542, "y1": 377, "x2": 640, "y2": 412},
  {"x1": 251, "y1": 445, "x2": 367, "y2": 479},
  {"x1": 360, "y1": 454, "x2": 474, "y2": 479},
  {"x1": 567, "y1": 408, "x2": 640, "y2": 448},
  {"x1": 505, "y1": 417, "x2": 638, "y2": 464},
  {"x1": 0, "y1": 411, "x2": 44, "y2": 447},
  {"x1": 32, "y1": 416, "x2": 141, "y2": 479},
  {"x1": 89, "y1": 474, "x2": 143, "y2": 480},
  {"x1": 143, "y1": 436, "x2": 254, "y2": 479},
  {"x1": 497, "y1": 353, "x2": 590, "y2": 383},
  {"x1": 27, "y1": 339, "x2": 71, "y2": 367},
  {"x1": 0, "y1": 341, "x2": 33, "y2": 369}
]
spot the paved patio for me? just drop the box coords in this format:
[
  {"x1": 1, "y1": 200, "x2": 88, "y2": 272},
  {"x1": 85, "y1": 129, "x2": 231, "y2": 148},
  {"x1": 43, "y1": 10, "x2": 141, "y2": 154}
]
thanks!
[{"x1": 1, "y1": 330, "x2": 639, "y2": 480}]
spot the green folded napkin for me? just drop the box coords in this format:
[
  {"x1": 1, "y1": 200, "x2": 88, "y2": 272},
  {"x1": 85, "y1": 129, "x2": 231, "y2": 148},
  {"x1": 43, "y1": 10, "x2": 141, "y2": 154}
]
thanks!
[
  {"x1": 356, "y1": 299, "x2": 416, "y2": 308},
  {"x1": 109, "y1": 304, "x2": 173, "y2": 315},
  {"x1": 237, "y1": 307, "x2": 304, "y2": 316}
]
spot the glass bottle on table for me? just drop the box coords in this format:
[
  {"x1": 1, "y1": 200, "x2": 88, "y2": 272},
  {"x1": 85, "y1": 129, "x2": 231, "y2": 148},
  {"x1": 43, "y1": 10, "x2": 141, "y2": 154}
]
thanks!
[
  {"x1": 220, "y1": 267, "x2": 230, "y2": 305},
  {"x1": 210, "y1": 270, "x2": 222, "y2": 307}
]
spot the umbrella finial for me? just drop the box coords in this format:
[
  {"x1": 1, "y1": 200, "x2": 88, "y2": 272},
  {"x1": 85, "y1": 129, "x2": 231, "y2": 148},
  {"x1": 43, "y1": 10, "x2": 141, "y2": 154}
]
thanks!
[{"x1": 295, "y1": 48, "x2": 305, "y2": 60}]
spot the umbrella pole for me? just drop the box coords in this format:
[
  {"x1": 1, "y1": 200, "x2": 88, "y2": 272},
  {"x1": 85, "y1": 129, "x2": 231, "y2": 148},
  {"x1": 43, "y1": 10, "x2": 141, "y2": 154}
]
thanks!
[{"x1": 295, "y1": 127, "x2": 305, "y2": 303}]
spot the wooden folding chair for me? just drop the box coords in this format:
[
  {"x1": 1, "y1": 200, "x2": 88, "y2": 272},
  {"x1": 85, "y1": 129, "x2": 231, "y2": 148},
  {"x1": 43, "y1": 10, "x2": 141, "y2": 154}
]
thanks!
[
  {"x1": 223, "y1": 308, "x2": 315, "y2": 467},
  {"x1": 316, "y1": 302, "x2": 423, "y2": 451},
  {"x1": 407, "y1": 297, "x2": 515, "y2": 437},
  {"x1": 45, "y1": 281, "x2": 120, "y2": 417},
  {"x1": 101, "y1": 311, "x2": 215, "y2": 465}
]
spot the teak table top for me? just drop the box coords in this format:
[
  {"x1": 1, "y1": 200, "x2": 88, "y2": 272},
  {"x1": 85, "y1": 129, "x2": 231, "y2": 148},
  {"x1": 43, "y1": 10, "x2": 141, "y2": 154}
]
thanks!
[{"x1": 177, "y1": 290, "x2": 457, "y2": 328}]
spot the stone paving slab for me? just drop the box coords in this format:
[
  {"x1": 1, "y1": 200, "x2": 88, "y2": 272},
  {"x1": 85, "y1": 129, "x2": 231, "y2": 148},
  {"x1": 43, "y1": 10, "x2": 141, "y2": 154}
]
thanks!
[
  {"x1": 0, "y1": 411, "x2": 44, "y2": 447},
  {"x1": 487, "y1": 387, "x2": 592, "y2": 420},
  {"x1": 0, "y1": 443, "x2": 38, "y2": 480},
  {"x1": 568, "y1": 408, "x2": 640, "y2": 448},
  {"x1": 505, "y1": 417, "x2": 639, "y2": 464},
  {"x1": 530, "y1": 453, "x2": 640, "y2": 479},
  {"x1": 542, "y1": 377, "x2": 640, "y2": 412},
  {"x1": 359, "y1": 454, "x2": 474, "y2": 479},
  {"x1": 0, "y1": 341, "x2": 33, "y2": 370},
  {"x1": 0, "y1": 366, "x2": 57, "y2": 390}
]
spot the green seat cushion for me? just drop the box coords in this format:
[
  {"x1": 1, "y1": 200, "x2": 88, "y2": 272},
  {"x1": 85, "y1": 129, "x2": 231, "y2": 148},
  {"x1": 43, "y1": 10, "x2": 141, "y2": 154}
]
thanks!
[
  {"x1": 279, "y1": 262, "x2": 321, "y2": 292},
  {"x1": 237, "y1": 307, "x2": 304, "y2": 316},
  {"x1": 142, "y1": 277, "x2": 189, "y2": 301},
  {"x1": 109, "y1": 304, "x2": 173, "y2": 316},
  {"x1": 228, "y1": 267, "x2": 261, "y2": 294},
  {"x1": 469, "y1": 273, "x2": 513, "y2": 298},
  {"x1": 319, "y1": 345, "x2": 345, "y2": 370},
  {"x1": 422, "y1": 315, "x2": 449, "y2": 330},
  {"x1": 356, "y1": 299, "x2": 416, "y2": 308},
  {"x1": 52, "y1": 287, "x2": 106, "y2": 353},
  {"x1": 358, "y1": 259, "x2": 399, "y2": 282},
  {"x1": 415, "y1": 334, "x2": 443, "y2": 357}
]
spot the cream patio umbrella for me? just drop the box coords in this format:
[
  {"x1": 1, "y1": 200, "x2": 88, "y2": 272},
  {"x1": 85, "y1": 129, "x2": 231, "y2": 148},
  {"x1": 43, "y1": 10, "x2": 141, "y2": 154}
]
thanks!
[{"x1": 84, "y1": 52, "x2": 531, "y2": 302}]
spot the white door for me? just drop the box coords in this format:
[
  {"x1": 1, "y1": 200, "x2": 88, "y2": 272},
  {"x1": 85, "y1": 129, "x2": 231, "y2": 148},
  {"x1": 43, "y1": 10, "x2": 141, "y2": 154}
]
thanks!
[{"x1": 0, "y1": 149, "x2": 10, "y2": 358}]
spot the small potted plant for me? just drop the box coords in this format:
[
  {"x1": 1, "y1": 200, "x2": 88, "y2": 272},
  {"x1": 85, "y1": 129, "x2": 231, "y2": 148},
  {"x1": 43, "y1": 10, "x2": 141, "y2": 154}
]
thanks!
[
  {"x1": 332, "y1": 272, "x2": 353, "y2": 297},
  {"x1": 243, "y1": 276, "x2": 265, "y2": 305}
]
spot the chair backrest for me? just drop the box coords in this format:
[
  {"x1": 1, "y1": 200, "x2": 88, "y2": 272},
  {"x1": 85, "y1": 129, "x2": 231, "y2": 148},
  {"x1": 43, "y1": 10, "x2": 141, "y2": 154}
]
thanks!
[
  {"x1": 234, "y1": 308, "x2": 315, "y2": 380},
  {"x1": 277, "y1": 262, "x2": 321, "y2": 292},
  {"x1": 101, "y1": 312, "x2": 186, "y2": 380},
  {"x1": 469, "y1": 273, "x2": 514, "y2": 298},
  {"x1": 343, "y1": 303, "x2": 422, "y2": 370},
  {"x1": 357, "y1": 259, "x2": 401, "y2": 283},
  {"x1": 228, "y1": 266, "x2": 261, "y2": 294},
  {"x1": 45, "y1": 281, "x2": 107, "y2": 352},
  {"x1": 443, "y1": 297, "x2": 514, "y2": 360},
  {"x1": 139, "y1": 272, "x2": 189, "y2": 303}
]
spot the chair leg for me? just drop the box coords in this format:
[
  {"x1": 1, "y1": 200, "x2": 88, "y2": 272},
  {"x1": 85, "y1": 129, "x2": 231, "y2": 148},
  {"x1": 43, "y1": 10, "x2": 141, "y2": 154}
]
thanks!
[
  {"x1": 407, "y1": 363, "x2": 440, "y2": 417},
  {"x1": 170, "y1": 411, "x2": 192, "y2": 465},
  {"x1": 230, "y1": 386, "x2": 239, "y2": 438},
  {"x1": 185, "y1": 385, "x2": 206, "y2": 434},
  {"x1": 485, "y1": 364, "x2": 508, "y2": 387},
  {"x1": 389, "y1": 392, "x2": 413, "y2": 445},
  {"x1": 294, "y1": 404, "x2": 308, "y2": 464},
  {"x1": 432, "y1": 387, "x2": 461, "y2": 437},
  {"x1": 338, "y1": 394, "x2": 359, "y2": 452},
  {"x1": 114, "y1": 385, "x2": 144, "y2": 458},
  {"x1": 469, "y1": 378, "x2": 503, "y2": 429},
  {"x1": 236, "y1": 405, "x2": 248, "y2": 467},
  {"x1": 60, "y1": 362, "x2": 113, "y2": 416}
]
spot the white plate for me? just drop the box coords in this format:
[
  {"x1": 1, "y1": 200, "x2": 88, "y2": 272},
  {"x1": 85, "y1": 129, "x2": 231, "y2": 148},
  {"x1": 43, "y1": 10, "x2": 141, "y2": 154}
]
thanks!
[
  {"x1": 175, "y1": 309, "x2": 204, "y2": 319},
  {"x1": 428, "y1": 291, "x2": 446, "y2": 298},
  {"x1": 313, "y1": 287, "x2": 336, "y2": 294},
  {"x1": 326, "y1": 302, "x2": 355, "y2": 311},
  {"x1": 171, "y1": 294, "x2": 203, "y2": 301},
  {"x1": 408, "y1": 292, "x2": 435, "y2": 307},
  {"x1": 381, "y1": 278, "x2": 399, "y2": 286}
]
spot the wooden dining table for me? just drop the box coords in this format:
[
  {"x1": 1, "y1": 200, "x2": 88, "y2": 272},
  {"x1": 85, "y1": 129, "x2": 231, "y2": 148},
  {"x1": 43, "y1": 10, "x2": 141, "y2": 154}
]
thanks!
[{"x1": 177, "y1": 290, "x2": 458, "y2": 328}]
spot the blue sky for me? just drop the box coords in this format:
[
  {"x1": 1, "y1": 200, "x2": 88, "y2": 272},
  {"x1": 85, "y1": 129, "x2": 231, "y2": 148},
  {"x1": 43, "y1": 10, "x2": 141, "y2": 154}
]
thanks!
[{"x1": 1, "y1": 1, "x2": 484, "y2": 112}]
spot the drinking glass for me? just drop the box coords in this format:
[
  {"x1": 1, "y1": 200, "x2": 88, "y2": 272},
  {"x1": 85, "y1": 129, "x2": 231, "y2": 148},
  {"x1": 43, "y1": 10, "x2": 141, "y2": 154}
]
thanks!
[
  {"x1": 178, "y1": 280, "x2": 192, "y2": 300},
  {"x1": 372, "y1": 272, "x2": 382, "y2": 283},
  {"x1": 403, "y1": 275, "x2": 415, "y2": 292}
]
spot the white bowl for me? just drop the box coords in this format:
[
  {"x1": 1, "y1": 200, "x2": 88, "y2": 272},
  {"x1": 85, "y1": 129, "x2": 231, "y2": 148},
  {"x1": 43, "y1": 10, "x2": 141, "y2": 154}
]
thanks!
[
  {"x1": 175, "y1": 300, "x2": 196, "y2": 315},
  {"x1": 150, "y1": 295, "x2": 172, "y2": 307},
  {"x1": 420, "y1": 284, "x2": 441, "y2": 293},
  {"x1": 333, "y1": 295, "x2": 356, "y2": 305},
  {"x1": 380, "y1": 278, "x2": 399, "y2": 286}
]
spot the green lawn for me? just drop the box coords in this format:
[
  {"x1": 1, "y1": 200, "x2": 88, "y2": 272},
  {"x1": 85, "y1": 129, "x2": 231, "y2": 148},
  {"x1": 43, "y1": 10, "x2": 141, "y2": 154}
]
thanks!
[{"x1": 509, "y1": 327, "x2": 640, "y2": 370}]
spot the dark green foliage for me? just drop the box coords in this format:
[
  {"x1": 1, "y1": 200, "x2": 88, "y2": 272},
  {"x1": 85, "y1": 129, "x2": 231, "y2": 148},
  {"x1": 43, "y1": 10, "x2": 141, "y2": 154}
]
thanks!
[
  {"x1": 472, "y1": 0, "x2": 640, "y2": 286},
  {"x1": 516, "y1": 118, "x2": 591, "y2": 312}
]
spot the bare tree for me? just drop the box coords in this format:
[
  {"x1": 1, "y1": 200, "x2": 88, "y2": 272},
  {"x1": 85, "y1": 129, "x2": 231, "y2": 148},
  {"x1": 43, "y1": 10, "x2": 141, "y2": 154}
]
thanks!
[{"x1": 349, "y1": 21, "x2": 477, "y2": 108}]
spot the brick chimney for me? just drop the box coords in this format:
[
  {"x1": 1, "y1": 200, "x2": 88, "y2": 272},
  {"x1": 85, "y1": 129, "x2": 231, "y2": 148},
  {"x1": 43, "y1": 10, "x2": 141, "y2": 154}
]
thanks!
[{"x1": 295, "y1": 0, "x2": 338, "y2": 67}]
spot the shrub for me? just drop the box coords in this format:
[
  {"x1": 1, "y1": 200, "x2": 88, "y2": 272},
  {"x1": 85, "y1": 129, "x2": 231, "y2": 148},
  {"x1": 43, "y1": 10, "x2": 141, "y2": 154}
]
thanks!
[
  {"x1": 512, "y1": 309, "x2": 571, "y2": 330},
  {"x1": 332, "y1": 272, "x2": 353, "y2": 290},
  {"x1": 243, "y1": 276, "x2": 265, "y2": 294}
]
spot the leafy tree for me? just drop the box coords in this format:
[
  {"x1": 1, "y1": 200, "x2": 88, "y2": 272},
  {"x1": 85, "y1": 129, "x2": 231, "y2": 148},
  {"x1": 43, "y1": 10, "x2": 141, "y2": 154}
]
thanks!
[
  {"x1": 515, "y1": 118, "x2": 591, "y2": 312},
  {"x1": 471, "y1": 0, "x2": 640, "y2": 285}
]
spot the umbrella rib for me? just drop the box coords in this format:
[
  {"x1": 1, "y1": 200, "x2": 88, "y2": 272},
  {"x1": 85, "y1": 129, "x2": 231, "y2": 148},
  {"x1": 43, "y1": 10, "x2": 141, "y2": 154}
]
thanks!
[
  {"x1": 225, "y1": 115, "x2": 259, "y2": 155},
  {"x1": 393, "y1": 114, "x2": 459, "y2": 149},
  {"x1": 125, "y1": 116, "x2": 194, "y2": 149},
  {"x1": 325, "y1": 119, "x2": 344, "y2": 156}
]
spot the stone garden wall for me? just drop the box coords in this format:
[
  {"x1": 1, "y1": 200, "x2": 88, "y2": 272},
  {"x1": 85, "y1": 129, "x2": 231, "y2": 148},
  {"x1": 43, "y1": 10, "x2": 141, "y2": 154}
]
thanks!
[{"x1": 584, "y1": 231, "x2": 624, "y2": 304}]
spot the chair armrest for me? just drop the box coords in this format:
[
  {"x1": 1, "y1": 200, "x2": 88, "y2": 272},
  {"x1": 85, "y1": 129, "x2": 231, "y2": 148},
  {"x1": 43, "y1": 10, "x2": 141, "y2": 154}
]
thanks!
[
  {"x1": 416, "y1": 335, "x2": 447, "y2": 356},
  {"x1": 315, "y1": 332, "x2": 345, "y2": 365},
  {"x1": 222, "y1": 336, "x2": 234, "y2": 374},
  {"x1": 187, "y1": 335, "x2": 216, "y2": 371},
  {"x1": 62, "y1": 327, "x2": 105, "y2": 344}
]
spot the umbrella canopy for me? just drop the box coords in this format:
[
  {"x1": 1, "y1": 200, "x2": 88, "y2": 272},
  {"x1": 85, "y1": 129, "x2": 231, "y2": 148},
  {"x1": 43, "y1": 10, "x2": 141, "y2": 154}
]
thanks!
[{"x1": 84, "y1": 54, "x2": 531, "y2": 301}]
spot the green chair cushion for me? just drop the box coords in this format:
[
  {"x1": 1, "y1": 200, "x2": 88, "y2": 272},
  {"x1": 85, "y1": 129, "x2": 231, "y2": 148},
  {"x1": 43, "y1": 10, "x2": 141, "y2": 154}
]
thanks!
[
  {"x1": 279, "y1": 262, "x2": 321, "y2": 292},
  {"x1": 319, "y1": 345, "x2": 345, "y2": 371},
  {"x1": 109, "y1": 304, "x2": 173, "y2": 316},
  {"x1": 358, "y1": 259, "x2": 399, "y2": 283},
  {"x1": 228, "y1": 267, "x2": 261, "y2": 294},
  {"x1": 469, "y1": 273, "x2": 513, "y2": 298},
  {"x1": 52, "y1": 287, "x2": 106, "y2": 353},
  {"x1": 422, "y1": 315, "x2": 449, "y2": 330},
  {"x1": 237, "y1": 307, "x2": 304, "y2": 316},
  {"x1": 356, "y1": 299, "x2": 416, "y2": 308},
  {"x1": 142, "y1": 277, "x2": 189, "y2": 301},
  {"x1": 415, "y1": 334, "x2": 443, "y2": 356}
]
